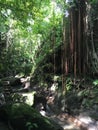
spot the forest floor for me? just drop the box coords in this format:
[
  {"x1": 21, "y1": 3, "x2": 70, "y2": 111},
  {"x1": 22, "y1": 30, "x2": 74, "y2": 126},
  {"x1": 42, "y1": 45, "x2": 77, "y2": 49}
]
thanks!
[
  {"x1": 47, "y1": 112, "x2": 80, "y2": 130},
  {"x1": 0, "y1": 77, "x2": 98, "y2": 130},
  {"x1": 48, "y1": 110, "x2": 98, "y2": 130},
  {"x1": 0, "y1": 109, "x2": 98, "y2": 130},
  {"x1": 0, "y1": 108, "x2": 80, "y2": 130},
  {"x1": 0, "y1": 110, "x2": 80, "y2": 130},
  {"x1": 46, "y1": 99, "x2": 98, "y2": 130}
]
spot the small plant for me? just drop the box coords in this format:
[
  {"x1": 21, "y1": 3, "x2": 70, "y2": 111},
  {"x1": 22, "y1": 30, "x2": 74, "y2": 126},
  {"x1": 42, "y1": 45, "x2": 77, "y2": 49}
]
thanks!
[
  {"x1": 65, "y1": 78, "x2": 73, "y2": 91},
  {"x1": 26, "y1": 122, "x2": 38, "y2": 130},
  {"x1": 11, "y1": 93, "x2": 27, "y2": 103},
  {"x1": 93, "y1": 79, "x2": 98, "y2": 86}
]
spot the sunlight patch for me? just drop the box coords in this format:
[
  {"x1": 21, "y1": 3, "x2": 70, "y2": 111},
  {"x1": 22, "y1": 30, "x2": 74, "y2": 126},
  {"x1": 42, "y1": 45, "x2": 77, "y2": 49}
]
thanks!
[{"x1": 22, "y1": 92, "x2": 35, "y2": 106}]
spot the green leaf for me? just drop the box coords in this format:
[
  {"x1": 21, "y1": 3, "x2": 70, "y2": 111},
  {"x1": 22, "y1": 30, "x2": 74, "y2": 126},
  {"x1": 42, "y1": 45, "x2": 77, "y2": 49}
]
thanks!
[{"x1": 93, "y1": 80, "x2": 98, "y2": 86}]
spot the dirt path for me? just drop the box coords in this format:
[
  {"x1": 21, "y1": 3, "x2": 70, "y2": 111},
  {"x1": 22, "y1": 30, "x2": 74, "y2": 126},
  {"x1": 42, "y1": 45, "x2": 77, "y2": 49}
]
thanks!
[
  {"x1": 42, "y1": 106, "x2": 98, "y2": 130},
  {"x1": 40, "y1": 108, "x2": 80, "y2": 130},
  {"x1": 48, "y1": 111, "x2": 98, "y2": 130},
  {"x1": 49, "y1": 114, "x2": 80, "y2": 130}
]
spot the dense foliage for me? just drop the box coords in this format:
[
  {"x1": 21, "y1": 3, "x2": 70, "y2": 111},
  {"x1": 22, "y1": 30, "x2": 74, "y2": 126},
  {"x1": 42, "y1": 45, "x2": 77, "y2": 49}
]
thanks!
[
  {"x1": 0, "y1": 0, "x2": 98, "y2": 80},
  {"x1": 0, "y1": 0, "x2": 63, "y2": 78}
]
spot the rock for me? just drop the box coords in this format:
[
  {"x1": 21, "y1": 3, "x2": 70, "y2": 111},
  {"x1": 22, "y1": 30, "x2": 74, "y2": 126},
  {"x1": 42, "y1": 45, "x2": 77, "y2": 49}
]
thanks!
[
  {"x1": 1, "y1": 76, "x2": 22, "y2": 87},
  {"x1": 0, "y1": 103, "x2": 63, "y2": 130},
  {"x1": 0, "y1": 121, "x2": 9, "y2": 130}
]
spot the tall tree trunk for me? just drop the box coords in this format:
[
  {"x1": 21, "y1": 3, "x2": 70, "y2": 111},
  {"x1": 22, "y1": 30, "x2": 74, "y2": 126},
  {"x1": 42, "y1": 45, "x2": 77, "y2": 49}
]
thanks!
[{"x1": 63, "y1": 0, "x2": 87, "y2": 77}]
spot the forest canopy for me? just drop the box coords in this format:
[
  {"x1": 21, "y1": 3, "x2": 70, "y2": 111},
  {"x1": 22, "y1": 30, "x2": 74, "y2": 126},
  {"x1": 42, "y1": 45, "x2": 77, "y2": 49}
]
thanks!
[
  {"x1": 0, "y1": 0, "x2": 62, "y2": 77},
  {"x1": 0, "y1": 0, "x2": 98, "y2": 80}
]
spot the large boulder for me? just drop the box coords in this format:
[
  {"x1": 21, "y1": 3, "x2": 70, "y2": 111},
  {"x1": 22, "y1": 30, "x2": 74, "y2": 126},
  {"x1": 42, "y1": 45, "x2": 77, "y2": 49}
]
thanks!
[{"x1": 0, "y1": 103, "x2": 63, "y2": 130}]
